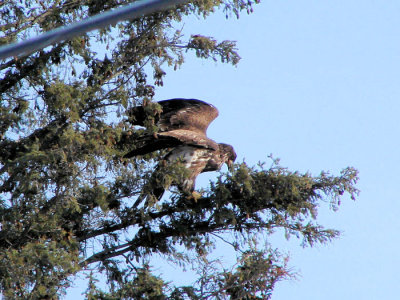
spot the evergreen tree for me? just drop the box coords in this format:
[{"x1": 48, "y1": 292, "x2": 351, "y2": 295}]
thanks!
[{"x1": 0, "y1": 0, "x2": 358, "y2": 298}]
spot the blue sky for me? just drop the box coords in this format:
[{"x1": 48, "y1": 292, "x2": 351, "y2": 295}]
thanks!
[
  {"x1": 154, "y1": 1, "x2": 400, "y2": 299},
  {"x1": 68, "y1": 1, "x2": 400, "y2": 298}
]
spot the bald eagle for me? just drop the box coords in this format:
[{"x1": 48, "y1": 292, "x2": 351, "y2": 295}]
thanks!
[{"x1": 124, "y1": 98, "x2": 236, "y2": 204}]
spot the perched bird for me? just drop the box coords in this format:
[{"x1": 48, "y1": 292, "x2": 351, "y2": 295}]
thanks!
[{"x1": 124, "y1": 98, "x2": 236, "y2": 204}]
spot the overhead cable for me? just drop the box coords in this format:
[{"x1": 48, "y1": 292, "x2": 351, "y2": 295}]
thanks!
[{"x1": 0, "y1": 0, "x2": 189, "y2": 60}]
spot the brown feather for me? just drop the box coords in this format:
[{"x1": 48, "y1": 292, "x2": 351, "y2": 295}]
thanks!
[
  {"x1": 128, "y1": 98, "x2": 219, "y2": 135},
  {"x1": 125, "y1": 99, "x2": 236, "y2": 205}
]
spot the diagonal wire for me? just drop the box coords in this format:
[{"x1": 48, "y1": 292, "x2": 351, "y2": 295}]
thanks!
[{"x1": 0, "y1": 0, "x2": 189, "y2": 60}]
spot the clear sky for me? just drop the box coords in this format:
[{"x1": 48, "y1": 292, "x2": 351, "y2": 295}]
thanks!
[{"x1": 68, "y1": 1, "x2": 400, "y2": 298}]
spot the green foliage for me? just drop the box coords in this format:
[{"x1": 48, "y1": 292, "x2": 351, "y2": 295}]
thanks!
[
  {"x1": 0, "y1": 0, "x2": 358, "y2": 298},
  {"x1": 188, "y1": 35, "x2": 240, "y2": 64},
  {"x1": 85, "y1": 266, "x2": 166, "y2": 300},
  {"x1": 223, "y1": 249, "x2": 291, "y2": 299}
]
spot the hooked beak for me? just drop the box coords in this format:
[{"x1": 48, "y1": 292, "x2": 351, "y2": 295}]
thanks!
[{"x1": 227, "y1": 159, "x2": 234, "y2": 172}]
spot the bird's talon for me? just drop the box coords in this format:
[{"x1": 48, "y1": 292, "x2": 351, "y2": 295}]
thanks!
[{"x1": 190, "y1": 191, "x2": 202, "y2": 202}]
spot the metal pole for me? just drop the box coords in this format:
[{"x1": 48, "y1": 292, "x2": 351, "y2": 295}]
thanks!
[{"x1": 0, "y1": 0, "x2": 189, "y2": 60}]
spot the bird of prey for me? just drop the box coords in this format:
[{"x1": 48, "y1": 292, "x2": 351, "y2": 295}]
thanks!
[{"x1": 124, "y1": 98, "x2": 236, "y2": 203}]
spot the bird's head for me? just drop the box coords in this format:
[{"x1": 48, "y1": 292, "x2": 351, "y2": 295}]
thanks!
[{"x1": 218, "y1": 143, "x2": 237, "y2": 171}]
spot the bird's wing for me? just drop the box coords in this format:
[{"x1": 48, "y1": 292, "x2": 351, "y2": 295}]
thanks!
[
  {"x1": 128, "y1": 98, "x2": 219, "y2": 135},
  {"x1": 158, "y1": 130, "x2": 218, "y2": 150},
  {"x1": 123, "y1": 135, "x2": 181, "y2": 158},
  {"x1": 123, "y1": 130, "x2": 218, "y2": 158},
  {"x1": 157, "y1": 99, "x2": 219, "y2": 134}
]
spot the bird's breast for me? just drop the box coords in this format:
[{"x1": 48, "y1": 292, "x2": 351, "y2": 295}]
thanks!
[{"x1": 167, "y1": 145, "x2": 211, "y2": 168}]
